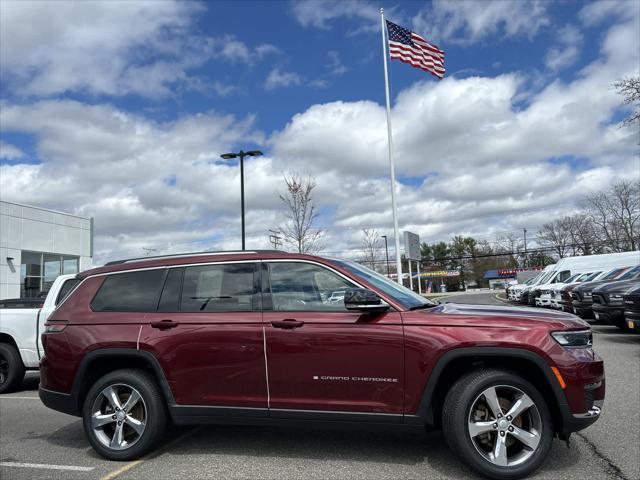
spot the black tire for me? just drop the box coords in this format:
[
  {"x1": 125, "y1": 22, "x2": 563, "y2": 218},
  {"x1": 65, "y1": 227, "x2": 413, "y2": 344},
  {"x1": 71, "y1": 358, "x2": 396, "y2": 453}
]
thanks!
[
  {"x1": 82, "y1": 369, "x2": 167, "y2": 460},
  {"x1": 442, "y1": 369, "x2": 553, "y2": 480},
  {"x1": 0, "y1": 343, "x2": 26, "y2": 394}
]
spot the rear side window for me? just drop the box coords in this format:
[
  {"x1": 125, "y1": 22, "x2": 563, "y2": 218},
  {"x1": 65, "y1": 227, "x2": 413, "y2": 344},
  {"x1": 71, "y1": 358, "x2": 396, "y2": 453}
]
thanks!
[
  {"x1": 55, "y1": 278, "x2": 80, "y2": 306},
  {"x1": 181, "y1": 263, "x2": 257, "y2": 312},
  {"x1": 92, "y1": 270, "x2": 166, "y2": 312}
]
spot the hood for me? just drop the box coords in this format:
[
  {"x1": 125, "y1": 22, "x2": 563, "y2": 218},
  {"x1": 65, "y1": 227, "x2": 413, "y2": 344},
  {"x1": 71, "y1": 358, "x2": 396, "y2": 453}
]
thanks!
[
  {"x1": 593, "y1": 279, "x2": 640, "y2": 295},
  {"x1": 430, "y1": 302, "x2": 589, "y2": 330},
  {"x1": 574, "y1": 279, "x2": 618, "y2": 293}
]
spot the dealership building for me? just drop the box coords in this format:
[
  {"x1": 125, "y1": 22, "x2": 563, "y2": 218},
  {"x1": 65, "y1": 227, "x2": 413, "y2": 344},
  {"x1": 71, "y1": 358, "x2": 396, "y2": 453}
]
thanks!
[{"x1": 0, "y1": 201, "x2": 93, "y2": 299}]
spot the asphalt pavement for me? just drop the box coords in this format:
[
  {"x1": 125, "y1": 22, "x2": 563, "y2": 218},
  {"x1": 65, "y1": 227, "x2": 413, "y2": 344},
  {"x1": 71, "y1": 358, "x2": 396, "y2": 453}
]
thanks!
[{"x1": 1, "y1": 291, "x2": 638, "y2": 480}]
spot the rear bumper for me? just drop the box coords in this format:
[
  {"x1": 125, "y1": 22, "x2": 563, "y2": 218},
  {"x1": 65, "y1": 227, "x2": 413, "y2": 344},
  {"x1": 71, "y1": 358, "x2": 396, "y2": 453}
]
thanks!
[{"x1": 39, "y1": 387, "x2": 80, "y2": 417}]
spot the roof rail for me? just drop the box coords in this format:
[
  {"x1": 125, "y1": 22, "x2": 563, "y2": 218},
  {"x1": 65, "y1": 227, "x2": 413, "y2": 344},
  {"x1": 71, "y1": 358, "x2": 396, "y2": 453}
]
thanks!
[{"x1": 103, "y1": 250, "x2": 283, "y2": 266}]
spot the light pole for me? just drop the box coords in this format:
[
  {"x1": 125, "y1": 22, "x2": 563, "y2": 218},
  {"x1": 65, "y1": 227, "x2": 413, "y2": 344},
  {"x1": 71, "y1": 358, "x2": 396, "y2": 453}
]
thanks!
[
  {"x1": 381, "y1": 235, "x2": 391, "y2": 278},
  {"x1": 220, "y1": 150, "x2": 263, "y2": 250}
]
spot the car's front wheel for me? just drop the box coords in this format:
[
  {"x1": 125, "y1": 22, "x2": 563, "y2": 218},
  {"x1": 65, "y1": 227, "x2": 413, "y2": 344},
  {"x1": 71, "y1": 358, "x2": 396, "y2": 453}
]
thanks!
[
  {"x1": 82, "y1": 369, "x2": 167, "y2": 460},
  {"x1": 442, "y1": 369, "x2": 553, "y2": 480}
]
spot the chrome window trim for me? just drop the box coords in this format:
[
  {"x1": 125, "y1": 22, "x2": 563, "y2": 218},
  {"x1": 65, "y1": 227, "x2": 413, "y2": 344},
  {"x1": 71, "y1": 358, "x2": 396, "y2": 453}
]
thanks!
[{"x1": 82, "y1": 258, "x2": 401, "y2": 311}]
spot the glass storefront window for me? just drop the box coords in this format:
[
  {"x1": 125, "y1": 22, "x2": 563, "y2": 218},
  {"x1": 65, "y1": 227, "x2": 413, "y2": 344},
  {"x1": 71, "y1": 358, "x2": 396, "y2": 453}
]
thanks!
[
  {"x1": 20, "y1": 251, "x2": 80, "y2": 298},
  {"x1": 63, "y1": 256, "x2": 79, "y2": 275}
]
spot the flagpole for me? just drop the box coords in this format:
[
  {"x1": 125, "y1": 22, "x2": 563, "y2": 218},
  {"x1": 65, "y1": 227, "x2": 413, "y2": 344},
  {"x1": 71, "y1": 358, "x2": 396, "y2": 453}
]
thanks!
[{"x1": 380, "y1": 8, "x2": 403, "y2": 285}]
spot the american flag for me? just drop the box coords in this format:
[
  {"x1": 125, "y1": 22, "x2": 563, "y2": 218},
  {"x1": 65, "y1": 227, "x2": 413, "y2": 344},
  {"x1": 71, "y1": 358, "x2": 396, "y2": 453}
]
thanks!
[{"x1": 386, "y1": 20, "x2": 445, "y2": 79}]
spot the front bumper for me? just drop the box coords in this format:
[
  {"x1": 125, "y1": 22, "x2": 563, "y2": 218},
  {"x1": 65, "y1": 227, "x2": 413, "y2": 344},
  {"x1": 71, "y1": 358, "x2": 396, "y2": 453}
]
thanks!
[
  {"x1": 625, "y1": 310, "x2": 640, "y2": 330},
  {"x1": 592, "y1": 304, "x2": 624, "y2": 325}
]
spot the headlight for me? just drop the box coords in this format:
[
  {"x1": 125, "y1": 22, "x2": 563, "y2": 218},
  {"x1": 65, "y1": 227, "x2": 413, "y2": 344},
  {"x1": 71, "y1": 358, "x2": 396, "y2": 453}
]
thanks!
[
  {"x1": 584, "y1": 292, "x2": 592, "y2": 298},
  {"x1": 551, "y1": 330, "x2": 593, "y2": 348}
]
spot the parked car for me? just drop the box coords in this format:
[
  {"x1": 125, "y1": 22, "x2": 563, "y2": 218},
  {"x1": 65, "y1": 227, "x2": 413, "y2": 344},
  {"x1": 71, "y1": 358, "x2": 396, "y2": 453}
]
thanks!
[
  {"x1": 39, "y1": 251, "x2": 604, "y2": 479},
  {"x1": 548, "y1": 271, "x2": 602, "y2": 310},
  {"x1": 537, "y1": 272, "x2": 586, "y2": 308},
  {"x1": 572, "y1": 266, "x2": 639, "y2": 319},
  {"x1": 623, "y1": 285, "x2": 640, "y2": 330},
  {"x1": 592, "y1": 279, "x2": 640, "y2": 330},
  {"x1": 528, "y1": 252, "x2": 640, "y2": 308},
  {"x1": 557, "y1": 271, "x2": 607, "y2": 313},
  {"x1": 0, "y1": 274, "x2": 79, "y2": 393}
]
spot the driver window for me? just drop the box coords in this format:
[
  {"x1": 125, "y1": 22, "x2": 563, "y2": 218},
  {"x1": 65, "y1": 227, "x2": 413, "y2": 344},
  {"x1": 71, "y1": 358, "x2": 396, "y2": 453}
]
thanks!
[{"x1": 268, "y1": 262, "x2": 356, "y2": 312}]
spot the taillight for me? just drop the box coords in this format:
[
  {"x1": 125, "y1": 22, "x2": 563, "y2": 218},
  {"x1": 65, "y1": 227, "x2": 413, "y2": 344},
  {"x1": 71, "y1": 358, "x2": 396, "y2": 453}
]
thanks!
[{"x1": 44, "y1": 320, "x2": 68, "y2": 333}]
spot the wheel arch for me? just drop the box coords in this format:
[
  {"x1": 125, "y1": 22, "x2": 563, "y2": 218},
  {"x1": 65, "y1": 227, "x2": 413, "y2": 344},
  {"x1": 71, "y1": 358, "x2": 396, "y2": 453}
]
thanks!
[
  {"x1": 71, "y1": 349, "x2": 175, "y2": 414},
  {"x1": 0, "y1": 333, "x2": 20, "y2": 351},
  {"x1": 409, "y1": 347, "x2": 568, "y2": 433}
]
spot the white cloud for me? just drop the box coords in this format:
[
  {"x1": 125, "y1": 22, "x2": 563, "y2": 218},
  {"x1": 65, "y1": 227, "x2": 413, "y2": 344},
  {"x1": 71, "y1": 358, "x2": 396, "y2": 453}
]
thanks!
[
  {"x1": 1, "y1": 4, "x2": 638, "y2": 263},
  {"x1": 0, "y1": 142, "x2": 24, "y2": 160},
  {"x1": 0, "y1": 1, "x2": 277, "y2": 98},
  {"x1": 290, "y1": 0, "x2": 379, "y2": 30},
  {"x1": 413, "y1": 0, "x2": 550, "y2": 44},
  {"x1": 545, "y1": 24, "x2": 583, "y2": 71},
  {"x1": 264, "y1": 68, "x2": 303, "y2": 91}
]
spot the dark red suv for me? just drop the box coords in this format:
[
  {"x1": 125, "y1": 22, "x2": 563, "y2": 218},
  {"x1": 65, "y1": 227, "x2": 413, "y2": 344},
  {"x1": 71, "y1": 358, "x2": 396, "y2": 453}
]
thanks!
[{"x1": 39, "y1": 251, "x2": 604, "y2": 479}]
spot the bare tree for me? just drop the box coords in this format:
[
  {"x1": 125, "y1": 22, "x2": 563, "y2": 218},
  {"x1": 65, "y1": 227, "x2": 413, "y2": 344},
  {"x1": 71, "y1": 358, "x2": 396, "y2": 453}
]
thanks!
[
  {"x1": 584, "y1": 180, "x2": 640, "y2": 252},
  {"x1": 537, "y1": 219, "x2": 572, "y2": 258},
  {"x1": 275, "y1": 174, "x2": 323, "y2": 254},
  {"x1": 613, "y1": 76, "x2": 640, "y2": 127},
  {"x1": 564, "y1": 213, "x2": 598, "y2": 255},
  {"x1": 360, "y1": 229, "x2": 381, "y2": 269}
]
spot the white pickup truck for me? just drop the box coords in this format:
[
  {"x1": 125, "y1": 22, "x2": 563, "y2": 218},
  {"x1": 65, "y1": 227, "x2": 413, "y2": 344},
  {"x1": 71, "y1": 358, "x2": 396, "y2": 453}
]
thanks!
[{"x1": 0, "y1": 274, "x2": 79, "y2": 393}]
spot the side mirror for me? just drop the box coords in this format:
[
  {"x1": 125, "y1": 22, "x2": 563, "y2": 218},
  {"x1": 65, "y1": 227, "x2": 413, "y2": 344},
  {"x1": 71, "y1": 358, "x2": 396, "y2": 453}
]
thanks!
[{"x1": 344, "y1": 288, "x2": 389, "y2": 313}]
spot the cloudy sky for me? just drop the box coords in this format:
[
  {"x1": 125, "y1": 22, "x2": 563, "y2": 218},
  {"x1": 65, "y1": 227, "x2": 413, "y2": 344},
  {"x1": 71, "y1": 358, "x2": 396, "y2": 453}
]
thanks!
[{"x1": 1, "y1": 0, "x2": 638, "y2": 264}]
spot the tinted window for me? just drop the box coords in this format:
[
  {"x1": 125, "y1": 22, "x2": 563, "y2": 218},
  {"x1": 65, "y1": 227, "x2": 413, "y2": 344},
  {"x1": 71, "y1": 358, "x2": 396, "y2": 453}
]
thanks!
[
  {"x1": 92, "y1": 270, "x2": 166, "y2": 312},
  {"x1": 181, "y1": 263, "x2": 256, "y2": 312},
  {"x1": 158, "y1": 268, "x2": 184, "y2": 312},
  {"x1": 332, "y1": 259, "x2": 435, "y2": 310},
  {"x1": 268, "y1": 262, "x2": 355, "y2": 312},
  {"x1": 55, "y1": 278, "x2": 80, "y2": 306}
]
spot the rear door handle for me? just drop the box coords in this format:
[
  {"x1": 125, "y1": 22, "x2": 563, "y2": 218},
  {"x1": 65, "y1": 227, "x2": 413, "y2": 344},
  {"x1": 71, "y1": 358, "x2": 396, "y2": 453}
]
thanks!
[
  {"x1": 271, "y1": 319, "x2": 304, "y2": 329},
  {"x1": 150, "y1": 319, "x2": 179, "y2": 330}
]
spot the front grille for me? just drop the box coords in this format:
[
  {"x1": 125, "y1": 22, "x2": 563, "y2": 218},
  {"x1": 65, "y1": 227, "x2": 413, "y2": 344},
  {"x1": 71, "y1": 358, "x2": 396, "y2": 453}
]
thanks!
[
  {"x1": 592, "y1": 293, "x2": 607, "y2": 305},
  {"x1": 624, "y1": 295, "x2": 640, "y2": 312},
  {"x1": 572, "y1": 292, "x2": 582, "y2": 301}
]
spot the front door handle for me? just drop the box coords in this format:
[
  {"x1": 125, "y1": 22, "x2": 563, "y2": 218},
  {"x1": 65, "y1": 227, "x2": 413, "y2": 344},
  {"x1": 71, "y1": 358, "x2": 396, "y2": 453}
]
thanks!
[
  {"x1": 271, "y1": 319, "x2": 304, "y2": 329},
  {"x1": 150, "y1": 319, "x2": 179, "y2": 330}
]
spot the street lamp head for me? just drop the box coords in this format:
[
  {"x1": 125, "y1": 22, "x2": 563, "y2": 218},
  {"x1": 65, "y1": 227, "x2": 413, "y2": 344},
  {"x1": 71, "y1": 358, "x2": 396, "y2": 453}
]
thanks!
[
  {"x1": 220, "y1": 153, "x2": 238, "y2": 159},
  {"x1": 246, "y1": 150, "x2": 263, "y2": 157}
]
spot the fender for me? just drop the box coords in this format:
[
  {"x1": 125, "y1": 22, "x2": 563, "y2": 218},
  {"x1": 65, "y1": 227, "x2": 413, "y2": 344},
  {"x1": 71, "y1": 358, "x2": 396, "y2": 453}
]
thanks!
[
  {"x1": 70, "y1": 348, "x2": 176, "y2": 412},
  {"x1": 404, "y1": 347, "x2": 568, "y2": 425}
]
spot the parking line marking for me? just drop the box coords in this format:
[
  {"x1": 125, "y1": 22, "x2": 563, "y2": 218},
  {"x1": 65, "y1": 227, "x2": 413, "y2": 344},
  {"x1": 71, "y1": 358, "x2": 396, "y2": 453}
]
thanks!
[
  {"x1": 0, "y1": 396, "x2": 39, "y2": 399},
  {"x1": 99, "y1": 427, "x2": 201, "y2": 480},
  {"x1": 0, "y1": 462, "x2": 94, "y2": 472}
]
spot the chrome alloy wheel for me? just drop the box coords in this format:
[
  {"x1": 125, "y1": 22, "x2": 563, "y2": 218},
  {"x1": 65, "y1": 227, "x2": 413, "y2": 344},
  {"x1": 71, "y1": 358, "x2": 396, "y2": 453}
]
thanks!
[
  {"x1": 91, "y1": 384, "x2": 147, "y2": 451},
  {"x1": 467, "y1": 385, "x2": 542, "y2": 467}
]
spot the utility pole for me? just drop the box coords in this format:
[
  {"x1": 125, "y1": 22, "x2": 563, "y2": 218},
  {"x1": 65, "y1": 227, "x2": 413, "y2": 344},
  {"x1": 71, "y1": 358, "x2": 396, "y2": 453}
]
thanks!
[
  {"x1": 523, "y1": 228, "x2": 528, "y2": 267},
  {"x1": 268, "y1": 229, "x2": 282, "y2": 250}
]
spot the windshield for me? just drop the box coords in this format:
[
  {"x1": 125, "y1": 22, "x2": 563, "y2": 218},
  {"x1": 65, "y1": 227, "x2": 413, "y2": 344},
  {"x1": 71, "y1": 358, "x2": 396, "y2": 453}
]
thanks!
[
  {"x1": 536, "y1": 270, "x2": 556, "y2": 285},
  {"x1": 581, "y1": 271, "x2": 601, "y2": 282},
  {"x1": 332, "y1": 259, "x2": 436, "y2": 310},
  {"x1": 618, "y1": 265, "x2": 640, "y2": 280},
  {"x1": 564, "y1": 273, "x2": 582, "y2": 283}
]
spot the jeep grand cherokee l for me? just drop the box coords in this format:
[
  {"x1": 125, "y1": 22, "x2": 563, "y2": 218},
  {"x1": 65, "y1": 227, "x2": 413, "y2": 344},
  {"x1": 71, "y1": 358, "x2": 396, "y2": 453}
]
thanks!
[{"x1": 39, "y1": 251, "x2": 604, "y2": 480}]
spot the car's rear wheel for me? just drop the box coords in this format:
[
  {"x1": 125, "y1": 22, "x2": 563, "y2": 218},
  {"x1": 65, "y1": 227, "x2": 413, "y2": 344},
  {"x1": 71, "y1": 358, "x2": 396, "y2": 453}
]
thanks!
[
  {"x1": 442, "y1": 369, "x2": 553, "y2": 480},
  {"x1": 82, "y1": 369, "x2": 167, "y2": 460},
  {"x1": 0, "y1": 343, "x2": 25, "y2": 394}
]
